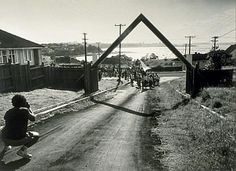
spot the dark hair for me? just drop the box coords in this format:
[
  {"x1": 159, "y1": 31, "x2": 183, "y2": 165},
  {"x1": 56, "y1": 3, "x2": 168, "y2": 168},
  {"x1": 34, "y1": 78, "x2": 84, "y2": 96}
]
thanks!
[{"x1": 12, "y1": 94, "x2": 27, "y2": 107}]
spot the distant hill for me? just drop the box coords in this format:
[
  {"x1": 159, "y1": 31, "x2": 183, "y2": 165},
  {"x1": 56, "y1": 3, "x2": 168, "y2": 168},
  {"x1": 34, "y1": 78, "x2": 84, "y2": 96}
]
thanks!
[
  {"x1": 101, "y1": 54, "x2": 133, "y2": 66},
  {"x1": 42, "y1": 43, "x2": 102, "y2": 59}
]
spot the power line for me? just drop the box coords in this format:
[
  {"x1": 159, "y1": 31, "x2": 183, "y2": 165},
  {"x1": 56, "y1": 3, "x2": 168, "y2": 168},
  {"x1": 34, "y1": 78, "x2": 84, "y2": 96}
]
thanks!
[{"x1": 219, "y1": 28, "x2": 236, "y2": 38}]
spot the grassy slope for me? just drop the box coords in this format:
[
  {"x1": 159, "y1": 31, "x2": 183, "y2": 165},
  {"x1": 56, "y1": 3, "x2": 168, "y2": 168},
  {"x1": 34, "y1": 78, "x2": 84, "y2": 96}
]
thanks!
[
  {"x1": 147, "y1": 79, "x2": 236, "y2": 170},
  {"x1": 0, "y1": 78, "x2": 120, "y2": 126}
]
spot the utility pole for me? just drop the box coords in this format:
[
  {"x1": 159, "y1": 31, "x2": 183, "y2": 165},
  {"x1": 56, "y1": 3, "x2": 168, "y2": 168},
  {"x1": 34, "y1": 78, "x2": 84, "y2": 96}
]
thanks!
[
  {"x1": 115, "y1": 24, "x2": 126, "y2": 83},
  {"x1": 83, "y1": 33, "x2": 89, "y2": 94},
  {"x1": 185, "y1": 36, "x2": 195, "y2": 54},
  {"x1": 96, "y1": 42, "x2": 100, "y2": 57},
  {"x1": 83, "y1": 33, "x2": 88, "y2": 65},
  {"x1": 211, "y1": 36, "x2": 219, "y2": 52},
  {"x1": 184, "y1": 43, "x2": 188, "y2": 56}
]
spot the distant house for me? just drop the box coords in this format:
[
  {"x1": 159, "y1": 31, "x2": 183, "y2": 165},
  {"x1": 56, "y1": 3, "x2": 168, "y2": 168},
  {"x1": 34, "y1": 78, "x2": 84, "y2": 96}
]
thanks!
[
  {"x1": 225, "y1": 44, "x2": 236, "y2": 58},
  {"x1": 172, "y1": 53, "x2": 208, "y2": 69},
  {"x1": 192, "y1": 53, "x2": 208, "y2": 68},
  {"x1": 225, "y1": 44, "x2": 236, "y2": 65},
  {"x1": 0, "y1": 29, "x2": 43, "y2": 66},
  {"x1": 141, "y1": 53, "x2": 158, "y2": 61}
]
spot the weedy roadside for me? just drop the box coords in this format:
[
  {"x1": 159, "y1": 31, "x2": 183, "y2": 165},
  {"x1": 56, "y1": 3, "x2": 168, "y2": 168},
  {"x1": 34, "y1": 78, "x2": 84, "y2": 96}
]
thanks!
[{"x1": 147, "y1": 79, "x2": 236, "y2": 171}]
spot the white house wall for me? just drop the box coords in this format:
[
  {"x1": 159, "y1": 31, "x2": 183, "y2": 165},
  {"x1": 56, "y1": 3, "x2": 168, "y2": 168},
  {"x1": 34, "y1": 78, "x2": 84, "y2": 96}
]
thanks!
[
  {"x1": 38, "y1": 50, "x2": 42, "y2": 65},
  {"x1": 0, "y1": 48, "x2": 42, "y2": 65},
  {"x1": 16, "y1": 50, "x2": 23, "y2": 64}
]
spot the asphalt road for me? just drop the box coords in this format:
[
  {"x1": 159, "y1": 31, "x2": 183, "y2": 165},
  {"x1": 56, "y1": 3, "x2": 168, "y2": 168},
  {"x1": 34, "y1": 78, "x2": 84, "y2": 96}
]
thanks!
[{"x1": 0, "y1": 76, "x2": 179, "y2": 171}]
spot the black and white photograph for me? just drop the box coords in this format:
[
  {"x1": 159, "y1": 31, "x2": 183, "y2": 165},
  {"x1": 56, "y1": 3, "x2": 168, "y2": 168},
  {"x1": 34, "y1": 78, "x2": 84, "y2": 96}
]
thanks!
[{"x1": 0, "y1": 0, "x2": 235, "y2": 170}]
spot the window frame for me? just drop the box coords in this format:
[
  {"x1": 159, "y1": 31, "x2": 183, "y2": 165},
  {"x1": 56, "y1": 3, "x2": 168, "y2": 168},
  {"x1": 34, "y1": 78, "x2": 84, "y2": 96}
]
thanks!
[
  {"x1": 0, "y1": 51, "x2": 3, "y2": 63},
  {"x1": 9, "y1": 50, "x2": 16, "y2": 63},
  {"x1": 2, "y1": 50, "x2": 7, "y2": 63}
]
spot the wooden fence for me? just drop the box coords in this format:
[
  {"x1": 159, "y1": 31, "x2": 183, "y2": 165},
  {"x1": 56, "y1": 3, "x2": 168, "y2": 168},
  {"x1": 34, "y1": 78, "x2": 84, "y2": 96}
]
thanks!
[
  {"x1": 0, "y1": 64, "x2": 14, "y2": 92},
  {"x1": 89, "y1": 66, "x2": 99, "y2": 93},
  {"x1": 48, "y1": 67, "x2": 85, "y2": 90},
  {"x1": 0, "y1": 64, "x2": 48, "y2": 92},
  {"x1": 0, "y1": 64, "x2": 99, "y2": 93},
  {"x1": 186, "y1": 67, "x2": 234, "y2": 97}
]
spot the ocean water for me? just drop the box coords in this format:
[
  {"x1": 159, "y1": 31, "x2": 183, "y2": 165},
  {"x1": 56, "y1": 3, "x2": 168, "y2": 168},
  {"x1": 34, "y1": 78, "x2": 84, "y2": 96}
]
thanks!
[
  {"x1": 102, "y1": 44, "x2": 229, "y2": 60},
  {"x1": 76, "y1": 44, "x2": 230, "y2": 61}
]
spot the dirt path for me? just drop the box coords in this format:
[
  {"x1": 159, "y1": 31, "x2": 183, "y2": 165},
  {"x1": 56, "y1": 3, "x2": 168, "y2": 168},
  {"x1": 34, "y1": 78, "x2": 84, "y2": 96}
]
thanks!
[{"x1": 0, "y1": 77, "x2": 178, "y2": 171}]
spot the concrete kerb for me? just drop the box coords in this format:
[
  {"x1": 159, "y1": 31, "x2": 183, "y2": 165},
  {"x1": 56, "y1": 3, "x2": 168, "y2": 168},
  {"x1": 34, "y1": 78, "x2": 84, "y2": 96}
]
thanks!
[
  {"x1": 175, "y1": 89, "x2": 227, "y2": 120},
  {"x1": 167, "y1": 81, "x2": 227, "y2": 121},
  {"x1": 169, "y1": 82, "x2": 235, "y2": 142}
]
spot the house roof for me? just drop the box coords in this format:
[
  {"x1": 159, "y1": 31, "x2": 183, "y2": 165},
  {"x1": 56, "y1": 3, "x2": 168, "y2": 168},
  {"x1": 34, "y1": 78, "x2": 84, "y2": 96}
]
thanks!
[
  {"x1": 172, "y1": 53, "x2": 208, "y2": 62},
  {"x1": 225, "y1": 44, "x2": 236, "y2": 54},
  {"x1": 192, "y1": 53, "x2": 208, "y2": 61},
  {"x1": 0, "y1": 29, "x2": 43, "y2": 49}
]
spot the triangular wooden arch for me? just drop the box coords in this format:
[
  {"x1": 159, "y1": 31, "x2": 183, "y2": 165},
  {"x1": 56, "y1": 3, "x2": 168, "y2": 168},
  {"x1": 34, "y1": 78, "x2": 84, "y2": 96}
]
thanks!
[{"x1": 92, "y1": 13, "x2": 194, "y2": 69}]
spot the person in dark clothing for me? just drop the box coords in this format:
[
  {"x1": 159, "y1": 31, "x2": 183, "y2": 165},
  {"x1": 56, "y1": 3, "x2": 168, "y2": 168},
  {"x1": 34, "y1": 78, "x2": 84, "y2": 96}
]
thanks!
[{"x1": 1, "y1": 94, "x2": 39, "y2": 159}]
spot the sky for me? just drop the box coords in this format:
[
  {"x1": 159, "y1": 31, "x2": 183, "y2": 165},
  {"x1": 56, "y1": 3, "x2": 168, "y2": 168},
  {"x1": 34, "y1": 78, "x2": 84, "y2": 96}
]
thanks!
[{"x1": 0, "y1": 0, "x2": 235, "y2": 45}]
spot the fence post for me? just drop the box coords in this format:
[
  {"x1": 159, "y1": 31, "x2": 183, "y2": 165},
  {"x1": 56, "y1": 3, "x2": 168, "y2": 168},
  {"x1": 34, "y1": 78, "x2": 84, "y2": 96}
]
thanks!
[
  {"x1": 26, "y1": 61, "x2": 32, "y2": 91},
  {"x1": 13, "y1": 64, "x2": 22, "y2": 91},
  {"x1": 186, "y1": 66, "x2": 199, "y2": 98},
  {"x1": 9, "y1": 63, "x2": 17, "y2": 91},
  {"x1": 43, "y1": 66, "x2": 49, "y2": 87},
  {"x1": 89, "y1": 67, "x2": 98, "y2": 93},
  {"x1": 186, "y1": 66, "x2": 192, "y2": 95},
  {"x1": 84, "y1": 63, "x2": 91, "y2": 94},
  {"x1": 93, "y1": 67, "x2": 99, "y2": 92}
]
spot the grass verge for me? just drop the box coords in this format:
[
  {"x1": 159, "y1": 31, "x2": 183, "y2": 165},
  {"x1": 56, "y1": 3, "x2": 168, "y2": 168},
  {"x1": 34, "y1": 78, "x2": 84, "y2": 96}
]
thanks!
[
  {"x1": 147, "y1": 79, "x2": 236, "y2": 170},
  {"x1": 0, "y1": 78, "x2": 121, "y2": 126}
]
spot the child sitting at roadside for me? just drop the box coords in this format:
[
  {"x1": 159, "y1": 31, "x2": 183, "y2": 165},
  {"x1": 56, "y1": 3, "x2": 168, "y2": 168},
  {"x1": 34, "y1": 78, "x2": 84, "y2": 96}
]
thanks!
[{"x1": 1, "y1": 94, "x2": 39, "y2": 159}]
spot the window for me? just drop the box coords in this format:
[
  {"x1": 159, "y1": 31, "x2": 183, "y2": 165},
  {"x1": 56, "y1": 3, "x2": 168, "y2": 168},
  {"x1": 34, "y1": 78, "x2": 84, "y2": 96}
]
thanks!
[
  {"x1": 24, "y1": 49, "x2": 28, "y2": 63},
  {"x1": 2, "y1": 50, "x2": 7, "y2": 63},
  {"x1": 0, "y1": 51, "x2": 2, "y2": 63},
  {"x1": 28, "y1": 50, "x2": 32, "y2": 61},
  {"x1": 9, "y1": 50, "x2": 16, "y2": 63}
]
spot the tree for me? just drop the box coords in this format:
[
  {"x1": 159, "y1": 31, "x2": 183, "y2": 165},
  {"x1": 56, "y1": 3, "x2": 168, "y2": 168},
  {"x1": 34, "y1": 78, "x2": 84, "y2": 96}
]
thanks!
[{"x1": 207, "y1": 50, "x2": 232, "y2": 70}]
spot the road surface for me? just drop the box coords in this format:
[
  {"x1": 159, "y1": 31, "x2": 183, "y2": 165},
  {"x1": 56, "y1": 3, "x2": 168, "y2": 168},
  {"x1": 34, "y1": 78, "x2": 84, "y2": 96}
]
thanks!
[{"x1": 0, "y1": 76, "x2": 178, "y2": 171}]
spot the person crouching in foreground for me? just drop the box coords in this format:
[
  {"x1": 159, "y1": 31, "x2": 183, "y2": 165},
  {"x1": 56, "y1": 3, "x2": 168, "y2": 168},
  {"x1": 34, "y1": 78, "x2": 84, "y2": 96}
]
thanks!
[{"x1": 1, "y1": 94, "x2": 39, "y2": 159}]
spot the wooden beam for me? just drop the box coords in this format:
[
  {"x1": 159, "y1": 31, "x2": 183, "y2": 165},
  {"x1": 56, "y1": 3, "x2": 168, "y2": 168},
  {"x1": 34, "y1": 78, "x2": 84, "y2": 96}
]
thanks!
[
  {"x1": 92, "y1": 13, "x2": 194, "y2": 69},
  {"x1": 140, "y1": 14, "x2": 194, "y2": 69},
  {"x1": 92, "y1": 14, "x2": 143, "y2": 67}
]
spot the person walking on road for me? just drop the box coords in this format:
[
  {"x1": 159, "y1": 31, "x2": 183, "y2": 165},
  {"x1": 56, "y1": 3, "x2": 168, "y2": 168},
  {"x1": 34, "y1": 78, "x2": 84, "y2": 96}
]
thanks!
[
  {"x1": 1, "y1": 94, "x2": 39, "y2": 159},
  {"x1": 136, "y1": 73, "x2": 142, "y2": 89},
  {"x1": 130, "y1": 74, "x2": 135, "y2": 87}
]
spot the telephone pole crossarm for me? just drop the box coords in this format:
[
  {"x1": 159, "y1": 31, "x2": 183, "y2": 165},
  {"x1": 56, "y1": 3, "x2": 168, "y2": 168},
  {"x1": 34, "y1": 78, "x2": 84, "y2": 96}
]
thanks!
[{"x1": 211, "y1": 36, "x2": 219, "y2": 51}]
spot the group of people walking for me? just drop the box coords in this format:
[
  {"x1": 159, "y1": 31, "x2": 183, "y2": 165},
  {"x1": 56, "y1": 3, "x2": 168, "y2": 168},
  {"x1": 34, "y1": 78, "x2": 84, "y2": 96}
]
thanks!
[{"x1": 130, "y1": 71, "x2": 160, "y2": 90}]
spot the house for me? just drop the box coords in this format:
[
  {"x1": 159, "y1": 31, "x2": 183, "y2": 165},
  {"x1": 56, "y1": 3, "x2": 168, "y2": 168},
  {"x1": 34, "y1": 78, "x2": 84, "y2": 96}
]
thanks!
[
  {"x1": 172, "y1": 53, "x2": 208, "y2": 69},
  {"x1": 0, "y1": 29, "x2": 43, "y2": 66},
  {"x1": 225, "y1": 44, "x2": 236, "y2": 58},
  {"x1": 225, "y1": 44, "x2": 236, "y2": 65}
]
